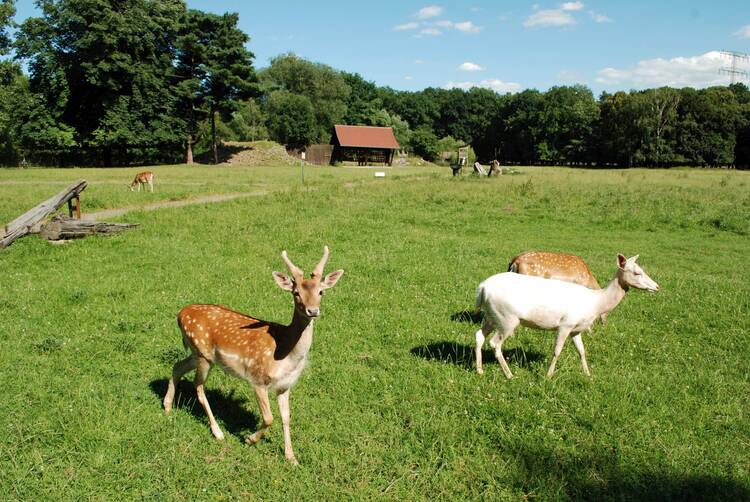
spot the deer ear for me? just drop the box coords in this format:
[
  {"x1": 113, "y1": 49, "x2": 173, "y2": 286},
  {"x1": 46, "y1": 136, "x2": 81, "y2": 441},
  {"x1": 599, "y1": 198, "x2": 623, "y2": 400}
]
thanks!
[
  {"x1": 272, "y1": 271, "x2": 294, "y2": 291},
  {"x1": 321, "y1": 269, "x2": 344, "y2": 290},
  {"x1": 617, "y1": 254, "x2": 627, "y2": 269}
]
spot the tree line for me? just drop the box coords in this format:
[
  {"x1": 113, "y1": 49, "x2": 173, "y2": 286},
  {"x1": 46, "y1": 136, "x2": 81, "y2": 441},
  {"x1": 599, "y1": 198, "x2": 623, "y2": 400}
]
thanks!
[{"x1": 0, "y1": 0, "x2": 748, "y2": 168}]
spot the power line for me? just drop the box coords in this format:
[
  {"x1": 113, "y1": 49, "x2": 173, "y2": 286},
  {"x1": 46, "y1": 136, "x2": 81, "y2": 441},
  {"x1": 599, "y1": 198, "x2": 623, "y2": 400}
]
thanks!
[{"x1": 720, "y1": 50, "x2": 749, "y2": 85}]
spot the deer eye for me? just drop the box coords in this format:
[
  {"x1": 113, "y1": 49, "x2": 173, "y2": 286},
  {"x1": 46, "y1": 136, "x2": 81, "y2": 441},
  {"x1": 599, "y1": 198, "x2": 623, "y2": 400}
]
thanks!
[{"x1": 319, "y1": 290, "x2": 324, "y2": 296}]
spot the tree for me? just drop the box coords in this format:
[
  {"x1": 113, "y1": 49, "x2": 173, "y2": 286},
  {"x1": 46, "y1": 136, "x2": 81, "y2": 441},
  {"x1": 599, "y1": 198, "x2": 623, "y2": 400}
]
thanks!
[
  {"x1": 265, "y1": 91, "x2": 316, "y2": 147},
  {"x1": 731, "y1": 83, "x2": 750, "y2": 169},
  {"x1": 635, "y1": 87, "x2": 680, "y2": 166},
  {"x1": 342, "y1": 71, "x2": 381, "y2": 125},
  {"x1": 228, "y1": 99, "x2": 267, "y2": 141},
  {"x1": 260, "y1": 54, "x2": 349, "y2": 143},
  {"x1": 539, "y1": 85, "x2": 598, "y2": 164},
  {"x1": 175, "y1": 10, "x2": 257, "y2": 164},
  {"x1": 409, "y1": 126, "x2": 439, "y2": 160},
  {"x1": 16, "y1": 0, "x2": 187, "y2": 165}
]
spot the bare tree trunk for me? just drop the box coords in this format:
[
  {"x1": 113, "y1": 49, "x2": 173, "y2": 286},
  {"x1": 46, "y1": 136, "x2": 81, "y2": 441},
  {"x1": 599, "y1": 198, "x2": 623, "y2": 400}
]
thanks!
[
  {"x1": 40, "y1": 215, "x2": 138, "y2": 241},
  {"x1": 186, "y1": 133, "x2": 194, "y2": 164},
  {"x1": 211, "y1": 107, "x2": 218, "y2": 165}
]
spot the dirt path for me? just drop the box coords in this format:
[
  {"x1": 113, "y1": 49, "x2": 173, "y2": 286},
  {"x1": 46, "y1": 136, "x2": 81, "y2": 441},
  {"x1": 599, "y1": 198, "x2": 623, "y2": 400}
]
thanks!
[{"x1": 83, "y1": 190, "x2": 268, "y2": 220}]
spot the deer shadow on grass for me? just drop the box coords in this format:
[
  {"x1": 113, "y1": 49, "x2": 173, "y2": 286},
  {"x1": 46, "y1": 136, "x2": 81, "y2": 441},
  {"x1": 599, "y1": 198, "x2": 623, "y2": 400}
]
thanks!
[
  {"x1": 410, "y1": 341, "x2": 544, "y2": 372},
  {"x1": 149, "y1": 379, "x2": 258, "y2": 438},
  {"x1": 500, "y1": 440, "x2": 750, "y2": 501}
]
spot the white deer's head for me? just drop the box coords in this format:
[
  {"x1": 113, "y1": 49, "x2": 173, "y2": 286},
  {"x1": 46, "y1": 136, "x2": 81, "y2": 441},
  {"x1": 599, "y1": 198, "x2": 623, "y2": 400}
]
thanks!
[{"x1": 617, "y1": 254, "x2": 659, "y2": 292}]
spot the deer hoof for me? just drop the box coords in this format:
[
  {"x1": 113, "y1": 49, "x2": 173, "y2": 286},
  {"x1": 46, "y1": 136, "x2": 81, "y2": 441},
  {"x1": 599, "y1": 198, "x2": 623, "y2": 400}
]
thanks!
[
  {"x1": 286, "y1": 455, "x2": 299, "y2": 466},
  {"x1": 245, "y1": 435, "x2": 259, "y2": 446}
]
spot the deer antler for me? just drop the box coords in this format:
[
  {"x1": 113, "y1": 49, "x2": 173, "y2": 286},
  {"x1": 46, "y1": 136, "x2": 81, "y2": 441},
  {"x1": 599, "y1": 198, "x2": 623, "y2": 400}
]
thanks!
[
  {"x1": 311, "y1": 245, "x2": 329, "y2": 278},
  {"x1": 281, "y1": 250, "x2": 303, "y2": 280}
]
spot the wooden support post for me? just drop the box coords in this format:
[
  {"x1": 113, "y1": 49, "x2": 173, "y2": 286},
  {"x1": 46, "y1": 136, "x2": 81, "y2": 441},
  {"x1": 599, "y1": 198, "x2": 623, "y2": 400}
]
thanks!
[{"x1": 67, "y1": 196, "x2": 81, "y2": 219}]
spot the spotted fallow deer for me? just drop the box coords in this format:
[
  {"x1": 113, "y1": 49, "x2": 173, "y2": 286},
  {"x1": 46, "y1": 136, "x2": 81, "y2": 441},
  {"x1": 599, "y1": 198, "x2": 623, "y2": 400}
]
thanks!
[
  {"x1": 129, "y1": 171, "x2": 154, "y2": 192},
  {"x1": 163, "y1": 246, "x2": 343, "y2": 465},
  {"x1": 475, "y1": 254, "x2": 658, "y2": 377},
  {"x1": 508, "y1": 250, "x2": 607, "y2": 323}
]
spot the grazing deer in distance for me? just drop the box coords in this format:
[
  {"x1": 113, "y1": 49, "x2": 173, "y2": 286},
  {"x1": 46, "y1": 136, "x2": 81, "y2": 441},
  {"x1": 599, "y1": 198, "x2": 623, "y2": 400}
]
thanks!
[
  {"x1": 475, "y1": 254, "x2": 658, "y2": 378},
  {"x1": 163, "y1": 246, "x2": 344, "y2": 465},
  {"x1": 508, "y1": 250, "x2": 607, "y2": 323},
  {"x1": 129, "y1": 171, "x2": 154, "y2": 192}
]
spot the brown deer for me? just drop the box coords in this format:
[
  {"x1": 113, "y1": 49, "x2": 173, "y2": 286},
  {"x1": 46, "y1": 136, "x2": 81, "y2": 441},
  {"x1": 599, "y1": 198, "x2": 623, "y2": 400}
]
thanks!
[
  {"x1": 129, "y1": 171, "x2": 154, "y2": 192},
  {"x1": 508, "y1": 251, "x2": 600, "y2": 289},
  {"x1": 508, "y1": 251, "x2": 606, "y2": 323},
  {"x1": 163, "y1": 246, "x2": 344, "y2": 464}
]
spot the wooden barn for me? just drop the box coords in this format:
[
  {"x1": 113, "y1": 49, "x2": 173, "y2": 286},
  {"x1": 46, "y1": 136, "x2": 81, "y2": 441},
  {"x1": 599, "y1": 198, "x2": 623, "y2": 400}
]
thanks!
[{"x1": 331, "y1": 125, "x2": 400, "y2": 166}]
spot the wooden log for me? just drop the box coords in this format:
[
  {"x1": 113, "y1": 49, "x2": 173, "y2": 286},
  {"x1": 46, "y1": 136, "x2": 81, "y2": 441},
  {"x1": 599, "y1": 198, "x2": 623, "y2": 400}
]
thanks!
[
  {"x1": 1, "y1": 180, "x2": 88, "y2": 249},
  {"x1": 39, "y1": 216, "x2": 139, "y2": 241}
]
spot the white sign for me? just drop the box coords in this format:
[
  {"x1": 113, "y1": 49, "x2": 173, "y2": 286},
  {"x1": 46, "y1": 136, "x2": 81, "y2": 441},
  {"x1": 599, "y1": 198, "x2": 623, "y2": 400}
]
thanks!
[{"x1": 374, "y1": 172, "x2": 385, "y2": 178}]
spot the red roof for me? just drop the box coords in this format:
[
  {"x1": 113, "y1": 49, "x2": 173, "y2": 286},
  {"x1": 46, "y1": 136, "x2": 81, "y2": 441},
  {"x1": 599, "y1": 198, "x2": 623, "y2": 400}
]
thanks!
[{"x1": 333, "y1": 125, "x2": 399, "y2": 149}]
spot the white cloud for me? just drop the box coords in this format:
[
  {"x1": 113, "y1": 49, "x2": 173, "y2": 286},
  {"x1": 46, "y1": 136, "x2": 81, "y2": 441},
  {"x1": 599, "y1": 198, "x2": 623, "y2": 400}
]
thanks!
[
  {"x1": 418, "y1": 27, "x2": 442, "y2": 37},
  {"x1": 393, "y1": 22, "x2": 419, "y2": 31},
  {"x1": 454, "y1": 21, "x2": 482, "y2": 33},
  {"x1": 458, "y1": 62, "x2": 485, "y2": 72},
  {"x1": 415, "y1": 59, "x2": 425, "y2": 64},
  {"x1": 523, "y1": 8, "x2": 576, "y2": 28},
  {"x1": 404, "y1": 76, "x2": 413, "y2": 80},
  {"x1": 735, "y1": 25, "x2": 750, "y2": 39},
  {"x1": 416, "y1": 5, "x2": 444, "y2": 19},
  {"x1": 590, "y1": 11, "x2": 612, "y2": 23},
  {"x1": 595, "y1": 51, "x2": 729, "y2": 88},
  {"x1": 561, "y1": 1, "x2": 584, "y2": 11},
  {"x1": 435, "y1": 20, "x2": 454, "y2": 28},
  {"x1": 445, "y1": 79, "x2": 521, "y2": 93}
]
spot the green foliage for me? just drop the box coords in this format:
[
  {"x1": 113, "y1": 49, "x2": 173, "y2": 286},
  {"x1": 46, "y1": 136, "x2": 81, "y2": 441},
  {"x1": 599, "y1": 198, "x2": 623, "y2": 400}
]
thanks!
[
  {"x1": 260, "y1": 53, "x2": 349, "y2": 143},
  {"x1": 228, "y1": 99, "x2": 268, "y2": 141},
  {"x1": 264, "y1": 91, "x2": 316, "y2": 147},
  {"x1": 174, "y1": 9, "x2": 258, "y2": 163},
  {"x1": 409, "y1": 126, "x2": 440, "y2": 160},
  {"x1": 0, "y1": 0, "x2": 14, "y2": 55}
]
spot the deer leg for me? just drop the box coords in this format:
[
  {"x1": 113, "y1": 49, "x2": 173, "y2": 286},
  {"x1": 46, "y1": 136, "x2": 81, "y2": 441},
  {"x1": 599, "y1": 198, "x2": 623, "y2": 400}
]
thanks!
[
  {"x1": 277, "y1": 389, "x2": 298, "y2": 465},
  {"x1": 547, "y1": 327, "x2": 572, "y2": 378},
  {"x1": 246, "y1": 385, "x2": 273, "y2": 446},
  {"x1": 491, "y1": 320, "x2": 519, "y2": 380},
  {"x1": 164, "y1": 355, "x2": 198, "y2": 412},
  {"x1": 475, "y1": 328, "x2": 486, "y2": 374},
  {"x1": 475, "y1": 319, "x2": 497, "y2": 375},
  {"x1": 571, "y1": 333, "x2": 590, "y2": 376},
  {"x1": 194, "y1": 358, "x2": 224, "y2": 440},
  {"x1": 149, "y1": 179, "x2": 154, "y2": 192}
]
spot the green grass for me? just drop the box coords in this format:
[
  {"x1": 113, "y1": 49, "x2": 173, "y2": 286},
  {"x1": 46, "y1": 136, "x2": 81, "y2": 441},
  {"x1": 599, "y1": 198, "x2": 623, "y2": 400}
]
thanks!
[{"x1": 1, "y1": 165, "x2": 749, "y2": 500}]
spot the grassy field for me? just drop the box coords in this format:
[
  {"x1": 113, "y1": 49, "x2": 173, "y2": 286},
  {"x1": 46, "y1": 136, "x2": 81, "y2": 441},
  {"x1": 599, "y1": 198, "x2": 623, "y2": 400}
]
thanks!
[{"x1": 1, "y1": 164, "x2": 749, "y2": 500}]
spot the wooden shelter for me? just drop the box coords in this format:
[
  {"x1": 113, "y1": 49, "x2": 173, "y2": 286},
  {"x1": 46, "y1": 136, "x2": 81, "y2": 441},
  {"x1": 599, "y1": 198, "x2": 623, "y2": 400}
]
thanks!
[{"x1": 331, "y1": 125, "x2": 400, "y2": 166}]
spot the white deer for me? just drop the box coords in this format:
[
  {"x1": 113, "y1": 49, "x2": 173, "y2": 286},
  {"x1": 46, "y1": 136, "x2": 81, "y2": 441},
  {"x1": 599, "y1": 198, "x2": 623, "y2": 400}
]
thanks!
[
  {"x1": 474, "y1": 254, "x2": 658, "y2": 377},
  {"x1": 163, "y1": 246, "x2": 343, "y2": 464}
]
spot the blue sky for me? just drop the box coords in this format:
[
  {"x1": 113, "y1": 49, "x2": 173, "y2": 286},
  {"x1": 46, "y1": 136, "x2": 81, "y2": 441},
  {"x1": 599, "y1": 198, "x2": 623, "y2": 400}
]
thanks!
[{"x1": 13, "y1": 1, "x2": 750, "y2": 95}]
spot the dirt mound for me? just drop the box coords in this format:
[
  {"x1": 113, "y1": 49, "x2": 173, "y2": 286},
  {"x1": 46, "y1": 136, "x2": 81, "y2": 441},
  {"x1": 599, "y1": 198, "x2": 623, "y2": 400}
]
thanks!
[{"x1": 198, "y1": 141, "x2": 301, "y2": 166}]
